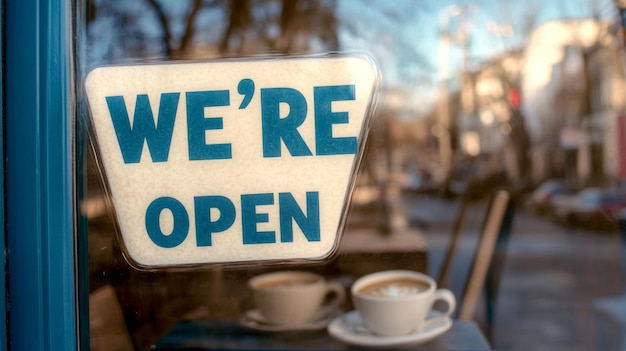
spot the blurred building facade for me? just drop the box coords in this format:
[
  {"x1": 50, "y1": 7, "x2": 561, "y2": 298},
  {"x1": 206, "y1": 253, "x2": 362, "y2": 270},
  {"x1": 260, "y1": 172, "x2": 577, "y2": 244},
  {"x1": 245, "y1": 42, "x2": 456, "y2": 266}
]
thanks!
[
  {"x1": 444, "y1": 19, "x2": 626, "y2": 189},
  {"x1": 456, "y1": 50, "x2": 525, "y2": 181},
  {"x1": 527, "y1": 20, "x2": 626, "y2": 187}
]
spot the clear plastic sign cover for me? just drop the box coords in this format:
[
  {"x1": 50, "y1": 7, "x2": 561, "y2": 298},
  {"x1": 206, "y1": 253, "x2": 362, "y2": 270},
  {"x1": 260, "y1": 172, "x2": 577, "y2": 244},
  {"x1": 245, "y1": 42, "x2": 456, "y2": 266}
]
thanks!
[{"x1": 85, "y1": 54, "x2": 381, "y2": 269}]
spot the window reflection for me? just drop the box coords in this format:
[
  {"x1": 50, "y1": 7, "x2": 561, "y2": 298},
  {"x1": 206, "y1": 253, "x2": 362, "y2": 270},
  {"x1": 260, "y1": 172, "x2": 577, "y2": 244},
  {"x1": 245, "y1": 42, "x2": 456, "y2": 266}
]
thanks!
[{"x1": 83, "y1": 1, "x2": 626, "y2": 350}]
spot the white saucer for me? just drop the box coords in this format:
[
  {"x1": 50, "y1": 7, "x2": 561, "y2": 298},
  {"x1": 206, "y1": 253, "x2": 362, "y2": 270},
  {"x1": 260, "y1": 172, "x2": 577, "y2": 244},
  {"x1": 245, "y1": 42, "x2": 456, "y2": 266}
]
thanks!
[
  {"x1": 327, "y1": 310, "x2": 452, "y2": 347},
  {"x1": 239, "y1": 309, "x2": 334, "y2": 332}
]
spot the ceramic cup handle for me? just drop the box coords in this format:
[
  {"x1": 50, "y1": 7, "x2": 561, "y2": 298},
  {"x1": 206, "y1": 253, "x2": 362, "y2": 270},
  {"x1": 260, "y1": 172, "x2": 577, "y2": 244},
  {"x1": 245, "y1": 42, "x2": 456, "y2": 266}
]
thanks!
[
  {"x1": 422, "y1": 288, "x2": 456, "y2": 330},
  {"x1": 312, "y1": 282, "x2": 345, "y2": 320}
]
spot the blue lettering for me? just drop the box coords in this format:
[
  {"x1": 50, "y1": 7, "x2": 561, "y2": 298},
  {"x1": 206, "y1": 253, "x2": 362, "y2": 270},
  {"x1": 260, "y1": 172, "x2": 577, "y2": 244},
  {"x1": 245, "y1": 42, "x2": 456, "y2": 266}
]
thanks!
[
  {"x1": 145, "y1": 197, "x2": 189, "y2": 248},
  {"x1": 279, "y1": 192, "x2": 320, "y2": 242},
  {"x1": 186, "y1": 90, "x2": 232, "y2": 160},
  {"x1": 241, "y1": 193, "x2": 276, "y2": 244},
  {"x1": 144, "y1": 191, "x2": 322, "y2": 248},
  {"x1": 194, "y1": 195, "x2": 236, "y2": 246},
  {"x1": 314, "y1": 85, "x2": 357, "y2": 155},
  {"x1": 106, "y1": 93, "x2": 180, "y2": 164},
  {"x1": 261, "y1": 88, "x2": 313, "y2": 157}
]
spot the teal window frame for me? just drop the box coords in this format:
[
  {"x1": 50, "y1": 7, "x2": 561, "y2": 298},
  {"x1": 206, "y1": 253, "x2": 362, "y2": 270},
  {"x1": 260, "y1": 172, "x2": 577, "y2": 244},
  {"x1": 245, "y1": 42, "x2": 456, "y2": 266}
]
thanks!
[
  {"x1": 5, "y1": 0, "x2": 78, "y2": 349},
  {"x1": 0, "y1": 1, "x2": 5, "y2": 349}
]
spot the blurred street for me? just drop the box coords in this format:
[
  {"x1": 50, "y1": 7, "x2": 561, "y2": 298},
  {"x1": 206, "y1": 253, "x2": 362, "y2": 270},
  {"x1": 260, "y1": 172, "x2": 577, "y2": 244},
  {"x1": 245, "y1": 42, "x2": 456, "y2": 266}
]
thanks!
[
  {"x1": 82, "y1": 2, "x2": 626, "y2": 350},
  {"x1": 401, "y1": 193, "x2": 626, "y2": 351}
]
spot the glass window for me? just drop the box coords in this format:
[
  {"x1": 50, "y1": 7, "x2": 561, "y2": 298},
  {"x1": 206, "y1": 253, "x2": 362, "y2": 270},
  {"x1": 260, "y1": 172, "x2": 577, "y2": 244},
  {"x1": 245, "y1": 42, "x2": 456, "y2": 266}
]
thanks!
[{"x1": 80, "y1": 1, "x2": 626, "y2": 350}]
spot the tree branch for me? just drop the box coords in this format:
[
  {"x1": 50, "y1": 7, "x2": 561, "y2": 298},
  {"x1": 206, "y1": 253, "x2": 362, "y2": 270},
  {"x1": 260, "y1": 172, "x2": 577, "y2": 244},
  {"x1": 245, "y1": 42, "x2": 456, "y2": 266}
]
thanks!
[
  {"x1": 146, "y1": 0, "x2": 173, "y2": 57},
  {"x1": 179, "y1": 0, "x2": 204, "y2": 57}
]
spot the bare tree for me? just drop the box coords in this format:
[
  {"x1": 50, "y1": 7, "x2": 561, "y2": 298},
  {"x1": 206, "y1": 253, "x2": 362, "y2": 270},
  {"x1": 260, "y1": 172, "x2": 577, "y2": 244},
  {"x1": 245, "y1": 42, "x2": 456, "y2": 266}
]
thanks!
[
  {"x1": 147, "y1": 0, "x2": 208, "y2": 58},
  {"x1": 219, "y1": 0, "x2": 252, "y2": 55},
  {"x1": 219, "y1": 0, "x2": 339, "y2": 55},
  {"x1": 88, "y1": 0, "x2": 342, "y2": 60}
]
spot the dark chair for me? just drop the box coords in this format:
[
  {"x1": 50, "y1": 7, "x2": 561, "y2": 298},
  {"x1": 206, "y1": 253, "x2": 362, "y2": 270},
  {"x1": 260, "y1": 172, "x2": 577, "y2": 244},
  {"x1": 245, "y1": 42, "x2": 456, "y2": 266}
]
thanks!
[
  {"x1": 437, "y1": 197, "x2": 470, "y2": 289},
  {"x1": 437, "y1": 189, "x2": 515, "y2": 340}
]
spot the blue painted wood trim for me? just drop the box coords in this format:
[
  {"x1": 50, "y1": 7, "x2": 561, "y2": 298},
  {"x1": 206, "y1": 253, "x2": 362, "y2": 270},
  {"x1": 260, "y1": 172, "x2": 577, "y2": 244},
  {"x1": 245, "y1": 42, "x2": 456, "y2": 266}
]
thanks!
[
  {"x1": 5, "y1": 0, "x2": 77, "y2": 349},
  {"x1": 0, "y1": 0, "x2": 6, "y2": 349}
]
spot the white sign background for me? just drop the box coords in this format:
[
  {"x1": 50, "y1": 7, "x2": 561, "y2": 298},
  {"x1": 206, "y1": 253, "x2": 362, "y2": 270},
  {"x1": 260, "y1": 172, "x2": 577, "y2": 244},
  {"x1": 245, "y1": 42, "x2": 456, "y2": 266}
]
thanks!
[{"x1": 86, "y1": 55, "x2": 380, "y2": 268}]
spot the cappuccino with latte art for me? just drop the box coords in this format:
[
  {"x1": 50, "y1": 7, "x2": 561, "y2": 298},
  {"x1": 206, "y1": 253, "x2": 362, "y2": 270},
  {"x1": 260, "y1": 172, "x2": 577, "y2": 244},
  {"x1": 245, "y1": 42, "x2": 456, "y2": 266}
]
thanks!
[{"x1": 351, "y1": 270, "x2": 456, "y2": 336}]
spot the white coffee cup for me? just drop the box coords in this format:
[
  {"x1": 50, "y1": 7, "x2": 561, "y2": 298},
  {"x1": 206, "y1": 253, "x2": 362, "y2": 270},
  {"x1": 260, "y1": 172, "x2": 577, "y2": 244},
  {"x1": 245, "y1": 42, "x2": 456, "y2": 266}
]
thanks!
[
  {"x1": 249, "y1": 271, "x2": 345, "y2": 325},
  {"x1": 351, "y1": 270, "x2": 456, "y2": 336}
]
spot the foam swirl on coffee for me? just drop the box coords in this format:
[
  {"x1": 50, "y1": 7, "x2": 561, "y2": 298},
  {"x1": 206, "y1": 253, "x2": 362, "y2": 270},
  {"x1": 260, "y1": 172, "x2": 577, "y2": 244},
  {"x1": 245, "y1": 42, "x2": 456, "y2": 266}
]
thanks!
[{"x1": 358, "y1": 278, "x2": 428, "y2": 298}]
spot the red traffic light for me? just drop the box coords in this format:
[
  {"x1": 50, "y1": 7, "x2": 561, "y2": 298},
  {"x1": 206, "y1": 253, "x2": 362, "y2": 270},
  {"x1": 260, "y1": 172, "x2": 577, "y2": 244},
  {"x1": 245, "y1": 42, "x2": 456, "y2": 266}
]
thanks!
[{"x1": 508, "y1": 88, "x2": 521, "y2": 108}]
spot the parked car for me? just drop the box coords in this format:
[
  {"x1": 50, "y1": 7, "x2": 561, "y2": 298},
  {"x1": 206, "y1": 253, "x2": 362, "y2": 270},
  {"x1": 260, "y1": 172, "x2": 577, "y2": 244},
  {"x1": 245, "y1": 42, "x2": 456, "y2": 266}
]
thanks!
[
  {"x1": 524, "y1": 180, "x2": 575, "y2": 216},
  {"x1": 551, "y1": 188, "x2": 626, "y2": 231},
  {"x1": 402, "y1": 166, "x2": 439, "y2": 196},
  {"x1": 441, "y1": 158, "x2": 509, "y2": 200}
]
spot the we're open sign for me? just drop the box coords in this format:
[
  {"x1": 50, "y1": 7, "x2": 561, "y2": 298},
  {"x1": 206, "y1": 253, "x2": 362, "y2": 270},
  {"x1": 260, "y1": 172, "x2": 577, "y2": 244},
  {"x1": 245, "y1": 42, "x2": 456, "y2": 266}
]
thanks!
[{"x1": 85, "y1": 55, "x2": 380, "y2": 269}]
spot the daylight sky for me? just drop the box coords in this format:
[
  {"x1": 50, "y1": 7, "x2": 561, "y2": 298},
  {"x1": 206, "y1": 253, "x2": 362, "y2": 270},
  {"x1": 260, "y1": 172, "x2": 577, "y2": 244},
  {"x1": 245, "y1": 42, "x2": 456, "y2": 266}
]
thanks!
[
  {"x1": 336, "y1": 0, "x2": 618, "y2": 115},
  {"x1": 339, "y1": 0, "x2": 617, "y2": 81}
]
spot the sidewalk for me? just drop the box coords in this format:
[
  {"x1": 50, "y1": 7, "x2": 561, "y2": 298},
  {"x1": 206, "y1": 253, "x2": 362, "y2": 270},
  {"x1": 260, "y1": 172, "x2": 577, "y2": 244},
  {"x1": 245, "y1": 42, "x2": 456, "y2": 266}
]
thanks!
[
  {"x1": 494, "y1": 211, "x2": 626, "y2": 351},
  {"x1": 400, "y1": 194, "x2": 626, "y2": 351}
]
